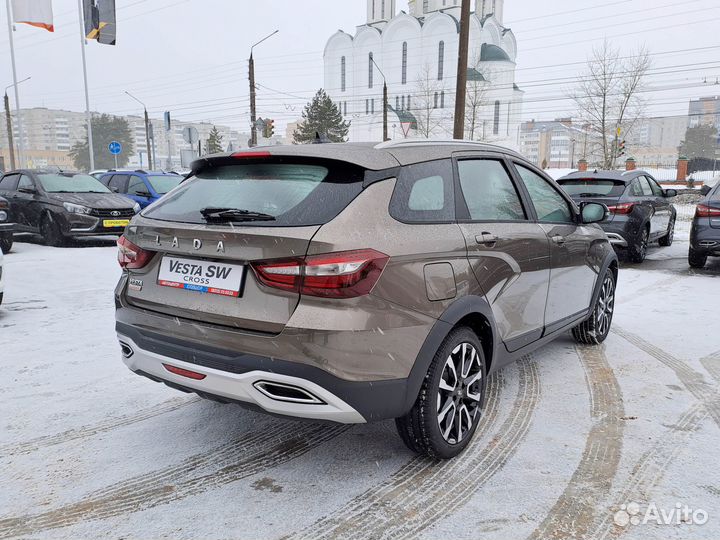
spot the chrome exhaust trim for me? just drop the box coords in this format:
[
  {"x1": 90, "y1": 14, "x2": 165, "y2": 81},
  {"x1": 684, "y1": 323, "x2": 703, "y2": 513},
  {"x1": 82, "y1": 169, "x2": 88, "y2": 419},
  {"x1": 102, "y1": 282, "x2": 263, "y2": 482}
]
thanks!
[{"x1": 253, "y1": 381, "x2": 326, "y2": 405}]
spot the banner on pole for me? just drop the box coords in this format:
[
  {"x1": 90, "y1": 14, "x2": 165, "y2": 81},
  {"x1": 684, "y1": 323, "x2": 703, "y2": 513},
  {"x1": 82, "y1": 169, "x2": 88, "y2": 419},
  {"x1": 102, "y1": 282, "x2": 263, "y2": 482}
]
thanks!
[
  {"x1": 83, "y1": 0, "x2": 116, "y2": 45},
  {"x1": 11, "y1": 0, "x2": 54, "y2": 32}
]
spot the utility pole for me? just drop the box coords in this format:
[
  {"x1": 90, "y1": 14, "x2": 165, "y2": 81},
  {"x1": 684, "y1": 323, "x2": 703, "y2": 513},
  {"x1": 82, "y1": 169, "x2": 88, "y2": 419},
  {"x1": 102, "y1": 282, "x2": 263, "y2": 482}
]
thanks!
[
  {"x1": 125, "y1": 91, "x2": 153, "y2": 170},
  {"x1": 453, "y1": 0, "x2": 471, "y2": 140},
  {"x1": 370, "y1": 55, "x2": 389, "y2": 141},
  {"x1": 76, "y1": 0, "x2": 95, "y2": 170},
  {"x1": 3, "y1": 78, "x2": 30, "y2": 171},
  {"x1": 5, "y1": 0, "x2": 26, "y2": 167},
  {"x1": 3, "y1": 91, "x2": 15, "y2": 169},
  {"x1": 248, "y1": 30, "x2": 278, "y2": 147}
]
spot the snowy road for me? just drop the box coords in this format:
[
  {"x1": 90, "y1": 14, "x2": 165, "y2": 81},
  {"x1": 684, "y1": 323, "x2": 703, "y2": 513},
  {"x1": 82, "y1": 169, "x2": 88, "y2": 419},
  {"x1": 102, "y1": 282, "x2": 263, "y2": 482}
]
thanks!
[{"x1": 1, "y1": 229, "x2": 719, "y2": 540}]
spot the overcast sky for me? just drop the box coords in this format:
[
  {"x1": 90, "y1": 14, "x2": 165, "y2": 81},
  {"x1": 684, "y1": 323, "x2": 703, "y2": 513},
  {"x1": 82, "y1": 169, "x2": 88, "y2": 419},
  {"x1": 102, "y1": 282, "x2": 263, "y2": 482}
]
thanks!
[{"x1": 2, "y1": 0, "x2": 719, "y2": 133}]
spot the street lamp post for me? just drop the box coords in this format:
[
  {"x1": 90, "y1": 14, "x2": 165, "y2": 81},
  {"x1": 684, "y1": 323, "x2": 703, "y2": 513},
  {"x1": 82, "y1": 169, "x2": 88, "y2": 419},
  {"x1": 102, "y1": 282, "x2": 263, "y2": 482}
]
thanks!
[
  {"x1": 3, "y1": 77, "x2": 30, "y2": 170},
  {"x1": 249, "y1": 30, "x2": 278, "y2": 147},
  {"x1": 125, "y1": 91, "x2": 153, "y2": 170}
]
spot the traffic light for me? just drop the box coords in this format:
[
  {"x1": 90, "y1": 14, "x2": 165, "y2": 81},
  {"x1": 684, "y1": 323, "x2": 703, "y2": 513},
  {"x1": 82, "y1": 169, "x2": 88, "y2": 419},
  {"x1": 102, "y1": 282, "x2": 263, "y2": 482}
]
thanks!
[
  {"x1": 264, "y1": 119, "x2": 275, "y2": 138},
  {"x1": 618, "y1": 139, "x2": 626, "y2": 157}
]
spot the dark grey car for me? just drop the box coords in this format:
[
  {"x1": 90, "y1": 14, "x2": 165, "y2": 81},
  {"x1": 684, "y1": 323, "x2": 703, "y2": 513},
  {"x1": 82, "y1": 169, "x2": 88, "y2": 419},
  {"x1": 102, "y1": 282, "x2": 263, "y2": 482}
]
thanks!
[
  {"x1": 689, "y1": 183, "x2": 720, "y2": 268},
  {"x1": 114, "y1": 141, "x2": 618, "y2": 459},
  {"x1": 557, "y1": 170, "x2": 677, "y2": 263}
]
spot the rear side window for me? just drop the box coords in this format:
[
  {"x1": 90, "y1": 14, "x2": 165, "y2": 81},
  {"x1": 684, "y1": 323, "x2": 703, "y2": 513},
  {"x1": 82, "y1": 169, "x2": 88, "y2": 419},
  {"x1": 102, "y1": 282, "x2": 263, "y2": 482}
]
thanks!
[
  {"x1": 108, "y1": 174, "x2": 128, "y2": 192},
  {"x1": 556, "y1": 178, "x2": 626, "y2": 197},
  {"x1": 457, "y1": 159, "x2": 526, "y2": 221},
  {"x1": 0, "y1": 174, "x2": 19, "y2": 190},
  {"x1": 142, "y1": 159, "x2": 363, "y2": 227},
  {"x1": 390, "y1": 159, "x2": 455, "y2": 223}
]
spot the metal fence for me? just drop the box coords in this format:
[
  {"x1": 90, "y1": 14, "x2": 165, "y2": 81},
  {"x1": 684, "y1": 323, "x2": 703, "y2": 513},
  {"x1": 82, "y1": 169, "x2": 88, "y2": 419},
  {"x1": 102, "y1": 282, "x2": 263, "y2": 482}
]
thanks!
[{"x1": 675, "y1": 203, "x2": 697, "y2": 223}]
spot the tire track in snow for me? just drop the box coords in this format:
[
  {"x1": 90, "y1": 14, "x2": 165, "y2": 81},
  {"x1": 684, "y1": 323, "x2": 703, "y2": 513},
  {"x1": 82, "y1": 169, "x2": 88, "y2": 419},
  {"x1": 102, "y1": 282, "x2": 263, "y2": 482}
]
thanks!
[
  {"x1": 0, "y1": 421, "x2": 349, "y2": 538},
  {"x1": 700, "y1": 350, "x2": 720, "y2": 384},
  {"x1": 526, "y1": 345, "x2": 624, "y2": 540},
  {"x1": 0, "y1": 396, "x2": 201, "y2": 457},
  {"x1": 587, "y1": 403, "x2": 708, "y2": 540},
  {"x1": 613, "y1": 326, "x2": 720, "y2": 428},
  {"x1": 290, "y1": 357, "x2": 540, "y2": 540}
]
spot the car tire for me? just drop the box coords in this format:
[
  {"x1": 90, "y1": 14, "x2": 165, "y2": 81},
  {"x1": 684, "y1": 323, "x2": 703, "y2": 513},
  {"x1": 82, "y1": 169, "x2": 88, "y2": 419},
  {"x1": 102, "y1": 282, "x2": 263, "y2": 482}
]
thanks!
[
  {"x1": 40, "y1": 213, "x2": 65, "y2": 247},
  {"x1": 395, "y1": 327, "x2": 487, "y2": 460},
  {"x1": 688, "y1": 248, "x2": 707, "y2": 269},
  {"x1": 627, "y1": 226, "x2": 649, "y2": 263},
  {"x1": 658, "y1": 217, "x2": 675, "y2": 247},
  {"x1": 0, "y1": 233, "x2": 12, "y2": 254},
  {"x1": 572, "y1": 269, "x2": 616, "y2": 345}
]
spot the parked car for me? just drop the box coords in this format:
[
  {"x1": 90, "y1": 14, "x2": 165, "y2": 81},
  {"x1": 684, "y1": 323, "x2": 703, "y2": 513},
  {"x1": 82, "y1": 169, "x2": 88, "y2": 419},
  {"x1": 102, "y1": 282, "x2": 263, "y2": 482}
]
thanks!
[
  {"x1": 689, "y1": 182, "x2": 720, "y2": 268},
  {"x1": 0, "y1": 195, "x2": 14, "y2": 253},
  {"x1": 114, "y1": 141, "x2": 617, "y2": 459},
  {"x1": 98, "y1": 170, "x2": 183, "y2": 209},
  {"x1": 556, "y1": 170, "x2": 677, "y2": 263},
  {"x1": 0, "y1": 169, "x2": 140, "y2": 246}
]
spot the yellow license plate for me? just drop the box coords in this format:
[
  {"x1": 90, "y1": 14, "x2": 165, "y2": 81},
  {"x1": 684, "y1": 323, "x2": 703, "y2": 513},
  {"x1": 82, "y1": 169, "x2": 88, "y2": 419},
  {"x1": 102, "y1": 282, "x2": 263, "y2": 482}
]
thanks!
[{"x1": 103, "y1": 219, "x2": 130, "y2": 228}]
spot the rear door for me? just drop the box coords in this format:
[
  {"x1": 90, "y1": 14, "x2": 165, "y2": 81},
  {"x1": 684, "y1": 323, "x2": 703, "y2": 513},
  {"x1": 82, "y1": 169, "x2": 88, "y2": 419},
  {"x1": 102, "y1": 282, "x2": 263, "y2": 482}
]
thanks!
[
  {"x1": 122, "y1": 157, "x2": 365, "y2": 334},
  {"x1": 645, "y1": 175, "x2": 672, "y2": 236},
  {"x1": 512, "y1": 162, "x2": 596, "y2": 326},
  {"x1": 455, "y1": 155, "x2": 550, "y2": 351},
  {"x1": 636, "y1": 176, "x2": 662, "y2": 237}
]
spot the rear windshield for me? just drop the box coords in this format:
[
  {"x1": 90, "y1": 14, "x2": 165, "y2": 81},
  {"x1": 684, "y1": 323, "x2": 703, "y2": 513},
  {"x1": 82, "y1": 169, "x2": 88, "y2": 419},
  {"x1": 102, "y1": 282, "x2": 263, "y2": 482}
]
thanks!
[
  {"x1": 556, "y1": 178, "x2": 626, "y2": 197},
  {"x1": 141, "y1": 160, "x2": 364, "y2": 226},
  {"x1": 146, "y1": 175, "x2": 183, "y2": 194},
  {"x1": 38, "y1": 173, "x2": 111, "y2": 194}
]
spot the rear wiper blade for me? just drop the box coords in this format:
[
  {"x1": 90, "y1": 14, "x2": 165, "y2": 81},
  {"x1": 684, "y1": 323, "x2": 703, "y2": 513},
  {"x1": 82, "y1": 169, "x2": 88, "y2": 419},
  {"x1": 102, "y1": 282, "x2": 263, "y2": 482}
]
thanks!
[{"x1": 200, "y1": 207, "x2": 276, "y2": 222}]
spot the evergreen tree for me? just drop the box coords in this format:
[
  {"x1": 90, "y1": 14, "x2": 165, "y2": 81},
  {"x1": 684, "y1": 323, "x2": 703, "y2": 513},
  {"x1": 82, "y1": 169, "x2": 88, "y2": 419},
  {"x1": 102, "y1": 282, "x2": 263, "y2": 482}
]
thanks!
[
  {"x1": 204, "y1": 126, "x2": 225, "y2": 155},
  {"x1": 293, "y1": 89, "x2": 349, "y2": 144},
  {"x1": 69, "y1": 114, "x2": 134, "y2": 171},
  {"x1": 679, "y1": 125, "x2": 718, "y2": 161}
]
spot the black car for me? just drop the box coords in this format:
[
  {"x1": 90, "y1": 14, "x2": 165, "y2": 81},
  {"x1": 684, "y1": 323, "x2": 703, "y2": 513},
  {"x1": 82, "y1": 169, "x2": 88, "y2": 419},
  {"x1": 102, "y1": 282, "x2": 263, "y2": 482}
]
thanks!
[
  {"x1": 0, "y1": 170, "x2": 140, "y2": 246},
  {"x1": 557, "y1": 170, "x2": 677, "y2": 263},
  {"x1": 0, "y1": 195, "x2": 14, "y2": 253},
  {"x1": 689, "y1": 183, "x2": 720, "y2": 268}
]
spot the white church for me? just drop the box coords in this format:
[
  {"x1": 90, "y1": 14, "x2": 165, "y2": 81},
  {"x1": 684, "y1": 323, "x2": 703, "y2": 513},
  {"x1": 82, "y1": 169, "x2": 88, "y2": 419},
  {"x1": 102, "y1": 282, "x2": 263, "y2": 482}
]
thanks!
[{"x1": 323, "y1": 0, "x2": 523, "y2": 147}]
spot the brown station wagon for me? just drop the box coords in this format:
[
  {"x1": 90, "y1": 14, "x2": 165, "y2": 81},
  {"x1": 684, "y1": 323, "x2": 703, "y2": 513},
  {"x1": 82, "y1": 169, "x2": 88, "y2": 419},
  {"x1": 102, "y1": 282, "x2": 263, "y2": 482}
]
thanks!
[{"x1": 114, "y1": 140, "x2": 617, "y2": 459}]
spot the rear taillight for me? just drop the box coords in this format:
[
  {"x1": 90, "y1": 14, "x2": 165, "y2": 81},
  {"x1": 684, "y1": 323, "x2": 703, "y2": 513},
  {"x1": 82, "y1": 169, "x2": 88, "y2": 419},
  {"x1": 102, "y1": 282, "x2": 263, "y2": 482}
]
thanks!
[
  {"x1": 696, "y1": 204, "x2": 720, "y2": 218},
  {"x1": 251, "y1": 249, "x2": 389, "y2": 299},
  {"x1": 607, "y1": 203, "x2": 634, "y2": 215},
  {"x1": 117, "y1": 235, "x2": 154, "y2": 269}
]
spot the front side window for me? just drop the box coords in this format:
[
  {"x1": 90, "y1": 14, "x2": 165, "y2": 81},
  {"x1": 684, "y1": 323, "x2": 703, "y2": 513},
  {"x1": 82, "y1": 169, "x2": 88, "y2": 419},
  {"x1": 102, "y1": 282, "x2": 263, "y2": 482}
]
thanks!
[
  {"x1": 457, "y1": 159, "x2": 526, "y2": 221},
  {"x1": 646, "y1": 176, "x2": 664, "y2": 197},
  {"x1": 37, "y1": 173, "x2": 110, "y2": 194},
  {"x1": 18, "y1": 175, "x2": 34, "y2": 191},
  {"x1": 638, "y1": 176, "x2": 654, "y2": 196},
  {"x1": 108, "y1": 174, "x2": 128, "y2": 193},
  {"x1": 515, "y1": 164, "x2": 574, "y2": 223},
  {"x1": 127, "y1": 176, "x2": 149, "y2": 196},
  {"x1": 390, "y1": 159, "x2": 455, "y2": 223}
]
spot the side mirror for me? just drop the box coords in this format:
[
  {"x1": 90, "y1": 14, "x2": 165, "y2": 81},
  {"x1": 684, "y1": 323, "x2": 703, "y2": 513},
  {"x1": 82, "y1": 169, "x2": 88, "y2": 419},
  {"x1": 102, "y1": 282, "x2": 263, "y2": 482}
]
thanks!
[
  {"x1": 700, "y1": 185, "x2": 711, "y2": 196},
  {"x1": 18, "y1": 187, "x2": 37, "y2": 195},
  {"x1": 664, "y1": 189, "x2": 678, "y2": 198},
  {"x1": 581, "y1": 202, "x2": 609, "y2": 224}
]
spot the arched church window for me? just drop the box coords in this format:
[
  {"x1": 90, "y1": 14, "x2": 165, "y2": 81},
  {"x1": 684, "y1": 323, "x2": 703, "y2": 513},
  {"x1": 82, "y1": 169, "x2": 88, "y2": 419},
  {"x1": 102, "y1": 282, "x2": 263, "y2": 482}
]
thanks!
[
  {"x1": 368, "y1": 52, "x2": 374, "y2": 89},
  {"x1": 441, "y1": 91, "x2": 445, "y2": 108},
  {"x1": 402, "y1": 95, "x2": 405, "y2": 110},
  {"x1": 438, "y1": 41, "x2": 445, "y2": 80},
  {"x1": 341, "y1": 56, "x2": 346, "y2": 92},
  {"x1": 434, "y1": 92, "x2": 438, "y2": 109},
  {"x1": 402, "y1": 42, "x2": 408, "y2": 85},
  {"x1": 493, "y1": 100, "x2": 501, "y2": 134},
  {"x1": 407, "y1": 95, "x2": 411, "y2": 110},
  {"x1": 396, "y1": 96, "x2": 400, "y2": 109}
]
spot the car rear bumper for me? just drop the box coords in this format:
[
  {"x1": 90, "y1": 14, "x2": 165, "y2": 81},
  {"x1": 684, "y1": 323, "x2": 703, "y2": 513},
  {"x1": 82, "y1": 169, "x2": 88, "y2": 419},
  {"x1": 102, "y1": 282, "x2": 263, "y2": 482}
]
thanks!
[
  {"x1": 690, "y1": 222, "x2": 720, "y2": 256},
  {"x1": 116, "y1": 322, "x2": 412, "y2": 423}
]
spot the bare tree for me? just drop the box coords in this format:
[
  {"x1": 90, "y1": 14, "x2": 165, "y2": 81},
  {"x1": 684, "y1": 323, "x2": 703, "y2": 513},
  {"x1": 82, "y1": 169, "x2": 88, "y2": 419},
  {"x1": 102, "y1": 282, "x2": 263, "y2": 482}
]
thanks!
[
  {"x1": 465, "y1": 54, "x2": 491, "y2": 140},
  {"x1": 412, "y1": 64, "x2": 447, "y2": 138},
  {"x1": 571, "y1": 40, "x2": 650, "y2": 169}
]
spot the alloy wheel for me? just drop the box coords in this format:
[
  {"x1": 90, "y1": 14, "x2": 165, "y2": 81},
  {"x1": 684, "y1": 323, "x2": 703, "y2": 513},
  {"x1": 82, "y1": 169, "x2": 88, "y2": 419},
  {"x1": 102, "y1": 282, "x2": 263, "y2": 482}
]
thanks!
[
  {"x1": 639, "y1": 229, "x2": 648, "y2": 259},
  {"x1": 437, "y1": 343, "x2": 483, "y2": 445},
  {"x1": 595, "y1": 274, "x2": 615, "y2": 337}
]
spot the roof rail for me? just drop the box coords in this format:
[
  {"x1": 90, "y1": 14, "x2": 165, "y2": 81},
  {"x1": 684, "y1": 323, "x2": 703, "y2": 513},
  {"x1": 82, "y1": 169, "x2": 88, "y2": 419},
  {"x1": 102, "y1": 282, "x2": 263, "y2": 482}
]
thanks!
[
  {"x1": 373, "y1": 139, "x2": 518, "y2": 153},
  {"x1": 134, "y1": 169, "x2": 148, "y2": 174}
]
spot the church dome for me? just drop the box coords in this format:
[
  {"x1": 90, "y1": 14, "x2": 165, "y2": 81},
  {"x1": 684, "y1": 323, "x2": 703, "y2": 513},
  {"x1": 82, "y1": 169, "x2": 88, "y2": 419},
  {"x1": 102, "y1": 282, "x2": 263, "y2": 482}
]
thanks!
[{"x1": 480, "y1": 43, "x2": 511, "y2": 62}]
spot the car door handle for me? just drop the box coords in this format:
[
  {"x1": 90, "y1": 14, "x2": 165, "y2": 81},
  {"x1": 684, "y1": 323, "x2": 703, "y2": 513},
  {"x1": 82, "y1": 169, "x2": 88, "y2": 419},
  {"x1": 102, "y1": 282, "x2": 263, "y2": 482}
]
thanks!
[
  {"x1": 551, "y1": 235, "x2": 566, "y2": 245},
  {"x1": 476, "y1": 233, "x2": 498, "y2": 246}
]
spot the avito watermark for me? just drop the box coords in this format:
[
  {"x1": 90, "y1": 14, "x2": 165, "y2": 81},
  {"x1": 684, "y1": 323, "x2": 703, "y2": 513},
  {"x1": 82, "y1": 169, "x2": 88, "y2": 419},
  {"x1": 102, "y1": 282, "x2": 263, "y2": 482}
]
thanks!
[{"x1": 614, "y1": 502, "x2": 709, "y2": 527}]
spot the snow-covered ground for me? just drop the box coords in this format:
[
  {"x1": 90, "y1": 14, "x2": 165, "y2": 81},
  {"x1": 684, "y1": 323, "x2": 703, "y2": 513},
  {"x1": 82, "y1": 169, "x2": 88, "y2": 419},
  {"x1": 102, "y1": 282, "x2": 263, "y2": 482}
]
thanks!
[{"x1": 1, "y1": 230, "x2": 719, "y2": 540}]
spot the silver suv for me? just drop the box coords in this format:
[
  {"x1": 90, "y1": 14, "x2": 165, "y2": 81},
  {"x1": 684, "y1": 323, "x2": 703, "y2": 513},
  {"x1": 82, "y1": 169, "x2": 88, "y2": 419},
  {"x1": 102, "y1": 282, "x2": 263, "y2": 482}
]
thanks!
[{"x1": 115, "y1": 141, "x2": 617, "y2": 459}]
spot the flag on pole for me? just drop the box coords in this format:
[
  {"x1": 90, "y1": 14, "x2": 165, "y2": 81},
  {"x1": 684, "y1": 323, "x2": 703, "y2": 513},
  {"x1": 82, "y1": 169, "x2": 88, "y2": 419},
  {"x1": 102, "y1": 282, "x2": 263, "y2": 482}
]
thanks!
[
  {"x1": 11, "y1": 0, "x2": 54, "y2": 32},
  {"x1": 83, "y1": 0, "x2": 116, "y2": 45}
]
